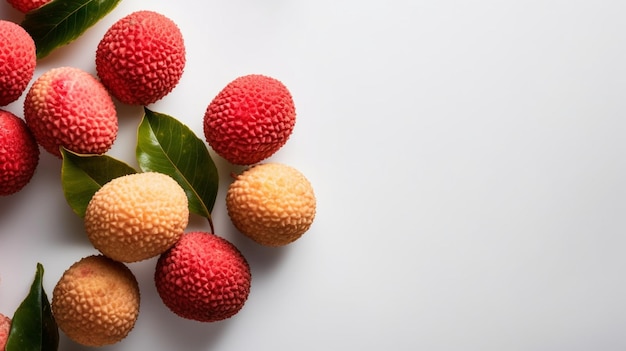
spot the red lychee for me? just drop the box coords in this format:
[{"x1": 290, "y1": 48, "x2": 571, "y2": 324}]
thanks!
[
  {"x1": 23, "y1": 67, "x2": 118, "y2": 158},
  {"x1": 0, "y1": 313, "x2": 10, "y2": 350},
  {"x1": 203, "y1": 74, "x2": 296, "y2": 165},
  {"x1": 155, "y1": 232, "x2": 251, "y2": 322},
  {"x1": 0, "y1": 20, "x2": 36, "y2": 106},
  {"x1": 96, "y1": 10, "x2": 186, "y2": 105},
  {"x1": 0, "y1": 109, "x2": 39, "y2": 196},
  {"x1": 6, "y1": 0, "x2": 51, "y2": 13}
]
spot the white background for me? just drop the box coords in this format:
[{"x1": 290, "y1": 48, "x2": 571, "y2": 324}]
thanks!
[{"x1": 1, "y1": 1, "x2": 626, "y2": 350}]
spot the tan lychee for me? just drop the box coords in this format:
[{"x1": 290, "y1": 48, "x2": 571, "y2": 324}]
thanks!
[
  {"x1": 23, "y1": 67, "x2": 118, "y2": 158},
  {"x1": 84, "y1": 172, "x2": 189, "y2": 262},
  {"x1": 96, "y1": 10, "x2": 186, "y2": 105},
  {"x1": 226, "y1": 163, "x2": 316, "y2": 246},
  {"x1": 155, "y1": 232, "x2": 251, "y2": 322},
  {"x1": 0, "y1": 109, "x2": 39, "y2": 196},
  {"x1": 51, "y1": 255, "x2": 140, "y2": 347},
  {"x1": 0, "y1": 20, "x2": 36, "y2": 106}
]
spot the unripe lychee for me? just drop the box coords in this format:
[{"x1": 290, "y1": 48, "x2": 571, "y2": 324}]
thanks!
[
  {"x1": 23, "y1": 67, "x2": 118, "y2": 158},
  {"x1": 227, "y1": 163, "x2": 316, "y2": 246},
  {"x1": 0, "y1": 20, "x2": 36, "y2": 106},
  {"x1": 0, "y1": 313, "x2": 10, "y2": 350},
  {"x1": 155, "y1": 232, "x2": 251, "y2": 322},
  {"x1": 96, "y1": 10, "x2": 186, "y2": 105},
  {"x1": 204, "y1": 74, "x2": 296, "y2": 165},
  {"x1": 0, "y1": 109, "x2": 39, "y2": 196},
  {"x1": 6, "y1": 0, "x2": 51, "y2": 13},
  {"x1": 51, "y1": 255, "x2": 140, "y2": 347},
  {"x1": 84, "y1": 172, "x2": 189, "y2": 263}
]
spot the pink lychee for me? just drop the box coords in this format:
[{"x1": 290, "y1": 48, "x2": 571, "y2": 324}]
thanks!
[
  {"x1": 0, "y1": 313, "x2": 10, "y2": 350},
  {"x1": 0, "y1": 109, "x2": 39, "y2": 196},
  {"x1": 0, "y1": 20, "x2": 36, "y2": 106},
  {"x1": 155, "y1": 232, "x2": 251, "y2": 322},
  {"x1": 23, "y1": 67, "x2": 118, "y2": 158},
  {"x1": 203, "y1": 74, "x2": 296, "y2": 165},
  {"x1": 6, "y1": 0, "x2": 51, "y2": 13},
  {"x1": 96, "y1": 10, "x2": 186, "y2": 105}
]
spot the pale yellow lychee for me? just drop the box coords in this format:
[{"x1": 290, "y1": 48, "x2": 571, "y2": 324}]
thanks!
[
  {"x1": 226, "y1": 163, "x2": 316, "y2": 246},
  {"x1": 84, "y1": 172, "x2": 189, "y2": 262},
  {"x1": 51, "y1": 255, "x2": 140, "y2": 347}
]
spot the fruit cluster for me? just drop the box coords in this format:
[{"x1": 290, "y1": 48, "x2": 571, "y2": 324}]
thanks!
[{"x1": 1, "y1": 4, "x2": 316, "y2": 349}]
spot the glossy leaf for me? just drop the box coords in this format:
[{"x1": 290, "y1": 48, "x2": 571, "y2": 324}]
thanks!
[
  {"x1": 21, "y1": 0, "x2": 121, "y2": 59},
  {"x1": 61, "y1": 148, "x2": 137, "y2": 217},
  {"x1": 5, "y1": 263, "x2": 58, "y2": 351},
  {"x1": 137, "y1": 108, "x2": 219, "y2": 227}
]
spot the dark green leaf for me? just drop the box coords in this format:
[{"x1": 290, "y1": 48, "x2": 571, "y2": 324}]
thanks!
[
  {"x1": 136, "y1": 108, "x2": 219, "y2": 227},
  {"x1": 61, "y1": 148, "x2": 137, "y2": 217},
  {"x1": 21, "y1": 0, "x2": 122, "y2": 59},
  {"x1": 5, "y1": 263, "x2": 58, "y2": 351}
]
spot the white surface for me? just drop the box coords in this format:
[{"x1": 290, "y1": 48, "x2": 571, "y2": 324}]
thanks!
[{"x1": 1, "y1": 1, "x2": 626, "y2": 350}]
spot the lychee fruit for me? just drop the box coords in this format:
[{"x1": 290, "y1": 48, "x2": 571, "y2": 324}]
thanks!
[
  {"x1": 96, "y1": 10, "x2": 186, "y2": 105},
  {"x1": 6, "y1": 0, "x2": 51, "y2": 13},
  {"x1": 227, "y1": 163, "x2": 316, "y2": 246},
  {"x1": 51, "y1": 255, "x2": 140, "y2": 347},
  {"x1": 155, "y1": 232, "x2": 251, "y2": 322},
  {"x1": 203, "y1": 74, "x2": 296, "y2": 165},
  {"x1": 23, "y1": 66, "x2": 118, "y2": 158},
  {"x1": 0, "y1": 20, "x2": 36, "y2": 106},
  {"x1": 0, "y1": 109, "x2": 39, "y2": 196},
  {"x1": 0, "y1": 313, "x2": 10, "y2": 350},
  {"x1": 84, "y1": 172, "x2": 189, "y2": 263}
]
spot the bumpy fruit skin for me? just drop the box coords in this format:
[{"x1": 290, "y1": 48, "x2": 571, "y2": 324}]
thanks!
[
  {"x1": 0, "y1": 313, "x2": 10, "y2": 350},
  {"x1": 227, "y1": 163, "x2": 316, "y2": 246},
  {"x1": 24, "y1": 67, "x2": 118, "y2": 158},
  {"x1": 155, "y1": 232, "x2": 251, "y2": 322},
  {"x1": 6, "y1": 0, "x2": 51, "y2": 13},
  {"x1": 52, "y1": 255, "x2": 140, "y2": 347},
  {"x1": 84, "y1": 172, "x2": 189, "y2": 263},
  {"x1": 96, "y1": 10, "x2": 186, "y2": 105},
  {"x1": 204, "y1": 74, "x2": 296, "y2": 165},
  {"x1": 0, "y1": 20, "x2": 36, "y2": 106},
  {"x1": 0, "y1": 109, "x2": 39, "y2": 196}
]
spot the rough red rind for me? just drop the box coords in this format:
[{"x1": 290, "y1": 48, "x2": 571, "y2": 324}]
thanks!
[
  {"x1": 203, "y1": 74, "x2": 296, "y2": 165},
  {"x1": 0, "y1": 109, "x2": 39, "y2": 196},
  {"x1": 155, "y1": 232, "x2": 251, "y2": 322},
  {"x1": 6, "y1": 0, "x2": 51, "y2": 13},
  {"x1": 0, "y1": 313, "x2": 10, "y2": 350},
  {"x1": 0, "y1": 20, "x2": 36, "y2": 106},
  {"x1": 96, "y1": 10, "x2": 186, "y2": 105},
  {"x1": 23, "y1": 67, "x2": 118, "y2": 158}
]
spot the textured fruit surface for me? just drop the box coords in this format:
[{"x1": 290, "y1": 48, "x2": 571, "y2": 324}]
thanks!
[
  {"x1": 155, "y1": 232, "x2": 251, "y2": 322},
  {"x1": 96, "y1": 10, "x2": 186, "y2": 105},
  {"x1": 23, "y1": 67, "x2": 118, "y2": 158},
  {"x1": 204, "y1": 74, "x2": 296, "y2": 165},
  {"x1": 0, "y1": 20, "x2": 36, "y2": 106},
  {"x1": 227, "y1": 163, "x2": 316, "y2": 246},
  {"x1": 51, "y1": 255, "x2": 140, "y2": 347},
  {"x1": 84, "y1": 172, "x2": 189, "y2": 263},
  {"x1": 0, "y1": 109, "x2": 39, "y2": 196},
  {"x1": 6, "y1": 0, "x2": 51, "y2": 13},
  {"x1": 0, "y1": 313, "x2": 10, "y2": 350}
]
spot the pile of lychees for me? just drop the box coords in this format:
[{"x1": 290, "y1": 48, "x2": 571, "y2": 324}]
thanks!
[{"x1": 1, "y1": 5, "x2": 316, "y2": 349}]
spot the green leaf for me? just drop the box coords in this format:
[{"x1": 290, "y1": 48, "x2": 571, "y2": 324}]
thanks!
[
  {"x1": 61, "y1": 148, "x2": 137, "y2": 217},
  {"x1": 21, "y1": 0, "x2": 122, "y2": 59},
  {"x1": 137, "y1": 108, "x2": 219, "y2": 228},
  {"x1": 5, "y1": 263, "x2": 59, "y2": 351}
]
